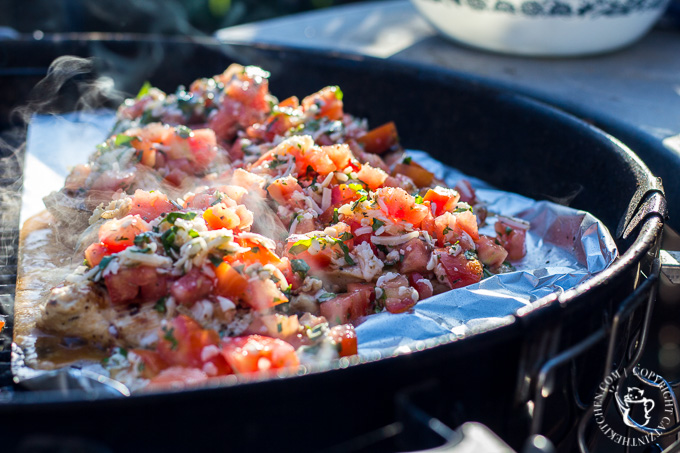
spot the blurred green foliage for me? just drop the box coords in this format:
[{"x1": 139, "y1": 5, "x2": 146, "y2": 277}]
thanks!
[{"x1": 0, "y1": 0, "x2": 370, "y2": 35}]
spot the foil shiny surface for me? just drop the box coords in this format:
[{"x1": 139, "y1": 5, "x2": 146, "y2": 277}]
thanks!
[{"x1": 9, "y1": 115, "x2": 618, "y2": 393}]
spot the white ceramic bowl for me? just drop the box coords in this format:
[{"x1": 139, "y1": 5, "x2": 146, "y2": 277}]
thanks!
[{"x1": 411, "y1": 0, "x2": 671, "y2": 56}]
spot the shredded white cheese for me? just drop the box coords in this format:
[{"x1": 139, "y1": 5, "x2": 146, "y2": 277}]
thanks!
[{"x1": 371, "y1": 231, "x2": 419, "y2": 246}]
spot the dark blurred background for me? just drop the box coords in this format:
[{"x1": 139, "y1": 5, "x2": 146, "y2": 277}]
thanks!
[{"x1": 0, "y1": 0, "x2": 377, "y2": 36}]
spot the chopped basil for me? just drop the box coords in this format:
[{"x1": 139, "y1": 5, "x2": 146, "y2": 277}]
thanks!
[
  {"x1": 464, "y1": 250, "x2": 478, "y2": 260},
  {"x1": 291, "y1": 259, "x2": 310, "y2": 278},
  {"x1": 306, "y1": 323, "x2": 328, "y2": 340},
  {"x1": 351, "y1": 192, "x2": 368, "y2": 211},
  {"x1": 336, "y1": 240, "x2": 355, "y2": 266},
  {"x1": 161, "y1": 227, "x2": 178, "y2": 255},
  {"x1": 133, "y1": 232, "x2": 153, "y2": 247},
  {"x1": 188, "y1": 229, "x2": 200, "y2": 238},
  {"x1": 338, "y1": 232, "x2": 354, "y2": 242},
  {"x1": 482, "y1": 268, "x2": 494, "y2": 279},
  {"x1": 174, "y1": 125, "x2": 193, "y2": 139},
  {"x1": 332, "y1": 208, "x2": 339, "y2": 224},
  {"x1": 333, "y1": 86, "x2": 344, "y2": 100},
  {"x1": 135, "y1": 81, "x2": 152, "y2": 99},
  {"x1": 372, "y1": 218, "x2": 385, "y2": 232},
  {"x1": 154, "y1": 297, "x2": 167, "y2": 314},
  {"x1": 289, "y1": 237, "x2": 312, "y2": 255},
  {"x1": 163, "y1": 211, "x2": 198, "y2": 225},
  {"x1": 403, "y1": 156, "x2": 412, "y2": 164},
  {"x1": 317, "y1": 292, "x2": 336, "y2": 303},
  {"x1": 210, "y1": 192, "x2": 224, "y2": 206},
  {"x1": 348, "y1": 183, "x2": 364, "y2": 192},
  {"x1": 114, "y1": 134, "x2": 137, "y2": 147},
  {"x1": 163, "y1": 327, "x2": 178, "y2": 350},
  {"x1": 443, "y1": 226, "x2": 452, "y2": 235},
  {"x1": 251, "y1": 246, "x2": 260, "y2": 254},
  {"x1": 505, "y1": 226, "x2": 513, "y2": 235},
  {"x1": 98, "y1": 255, "x2": 115, "y2": 271},
  {"x1": 119, "y1": 347, "x2": 128, "y2": 358},
  {"x1": 453, "y1": 206, "x2": 473, "y2": 213},
  {"x1": 414, "y1": 195, "x2": 424, "y2": 204},
  {"x1": 503, "y1": 261, "x2": 516, "y2": 271},
  {"x1": 139, "y1": 109, "x2": 156, "y2": 125},
  {"x1": 267, "y1": 156, "x2": 287, "y2": 169},
  {"x1": 208, "y1": 254, "x2": 224, "y2": 267}
]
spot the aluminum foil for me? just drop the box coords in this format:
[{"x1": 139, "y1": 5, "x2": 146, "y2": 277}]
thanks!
[
  {"x1": 9, "y1": 113, "x2": 619, "y2": 393},
  {"x1": 356, "y1": 150, "x2": 618, "y2": 357}
]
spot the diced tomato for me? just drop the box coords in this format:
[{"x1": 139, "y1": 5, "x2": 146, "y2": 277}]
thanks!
[
  {"x1": 165, "y1": 167, "x2": 189, "y2": 187},
  {"x1": 392, "y1": 162, "x2": 434, "y2": 188},
  {"x1": 248, "y1": 110, "x2": 297, "y2": 142},
  {"x1": 267, "y1": 175, "x2": 305, "y2": 207},
  {"x1": 495, "y1": 220, "x2": 527, "y2": 261},
  {"x1": 476, "y1": 235, "x2": 508, "y2": 269},
  {"x1": 242, "y1": 279, "x2": 288, "y2": 312},
  {"x1": 356, "y1": 164, "x2": 388, "y2": 191},
  {"x1": 132, "y1": 349, "x2": 169, "y2": 379},
  {"x1": 186, "y1": 128, "x2": 218, "y2": 170},
  {"x1": 157, "y1": 315, "x2": 220, "y2": 369},
  {"x1": 170, "y1": 268, "x2": 213, "y2": 306},
  {"x1": 208, "y1": 100, "x2": 241, "y2": 142},
  {"x1": 375, "y1": 187, "x2": 429, "y2": 226},
  {"x1": 332, "y1": 184, "x2": 361, "y2": 206},
  {"x1": 64, "y1": 164, "x2": 91, "y2": 192},
  {"x1": 423, "y1": 187, "x2": 461, "y2": 217},
  {"x1": 276, "y1": 96, "x2": 299, "y2": 109},
  {"x1": 434, "y1": 249, "x2": 483, "y2": 289},
  {"x1": 214, "y1": 262, "x2": 248, "y2": 298},
  {"x1": 434, "y1": 212, "x2": 476, "y2": 249},
  {"x1": 398, "y1": 238, "x2": 430, "y2": 274},
  {"x1": 420, "y1": 209, "x2": 436, "y2": 236},
  {"x1": 231, "y1": 168, "x2": 267, "y2": 198},
  {"x1": 104, "y1": 266, "x2": 162, "y2": 305},
  {"x1": 456, "y1": 211, "x2": 479, "y2": 241},
  {"x1": 141, "y1": 273, "x2": 170, "y2": 303},
  {"x1": 299, "y1": 146, "x2": 336, "y2": 176},
  {"x1": 357, "y1": 121, "x2": 399, "y2": 155},
  {"x1": 302, "y1": 86, "x2": 343, "y2": 121},
  {"x1": 320, "y1": 289, "x2": 371, "y2": 326},
  {"x1": 346, "y1": 282, "x2": 376, "y2": 301},
  {"x1": 209, "y1": 66, "x2": 271, "y2": 140},
  {"x1": 98, "y1": 215, "x2": 150, "y2": 253},
  {"x1": 385, "y1": 297, "x2": 417, "y2": 314},
  {"x1": 89, "y1": 169, "x2": 135, "y2": 193},
  {"x1": 233, "y1": 238, "x2": 282, "y2": 267},
  {"x1": 455, "y1": 179, "x2": 477, "y2": 204},
  {"x1": 379, "y1": 274, "x2": 417, "y2": 314},
  {"x1": 228, "y1": 138, "x2": 246, "y2": 161},
  {"x1": 84, "y1": 242, "x2": 109, "y2": 267},
  {"x1": 245, "y1": 314, "x2": 300, "y2": 340},
  {"x1": 329, "y1": 324, "x2": 358, "y2": 357},
  {"x1": 221, "y1": 335, "x2": 299, "y2": 374},
  {"x1": 0, "y1": 319, "x2": 5, "y2": 333},
  {"x1": 129, "y1": 189, "x2": 177, "y2": 222},
  {"x1": 323, "y1": 144, "x2": 354, "y2": 171},
  {"x1": 148, "y1": 367, "x2": 210, "y2": 388},
  {"x1": 408, "y1": 272, "x2": 434, "y2": 301},
  {"x1": 203, "y1": 202, "x2": 241, "y2": 230}
]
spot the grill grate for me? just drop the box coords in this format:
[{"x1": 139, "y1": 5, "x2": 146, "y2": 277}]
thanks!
[{"x1": 0, "y1": 128, "x2": 25, "y2": 389}]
